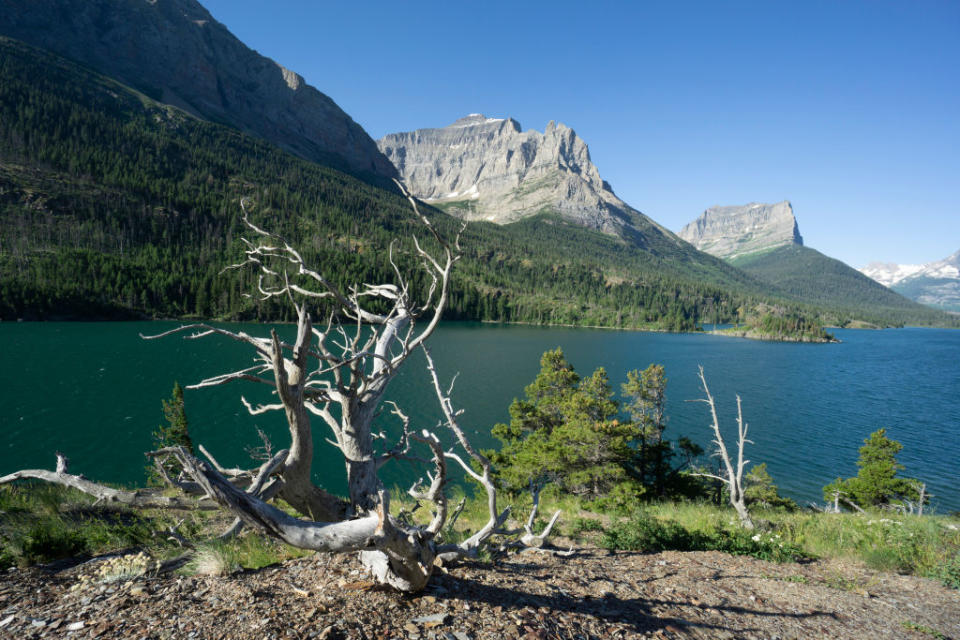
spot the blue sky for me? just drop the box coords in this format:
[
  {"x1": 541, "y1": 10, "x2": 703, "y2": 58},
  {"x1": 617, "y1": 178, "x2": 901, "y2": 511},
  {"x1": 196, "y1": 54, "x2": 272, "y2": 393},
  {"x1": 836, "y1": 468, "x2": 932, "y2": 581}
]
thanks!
[{"x1": 198, "y1": 0, "x2": 958, "y2": 267}]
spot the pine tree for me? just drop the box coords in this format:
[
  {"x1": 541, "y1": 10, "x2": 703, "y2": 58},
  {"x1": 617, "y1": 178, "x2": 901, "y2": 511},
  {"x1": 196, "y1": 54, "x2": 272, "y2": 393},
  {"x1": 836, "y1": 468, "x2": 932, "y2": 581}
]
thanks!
[
  {"x1": 823, "y1": 428, "x2": 922, "y2": 509},
  {"x1": 488, "y1": 349, "x2": 642, "y2": 500},
  {"x1": 744, "y1": 463, "x2": 798, "y2": 511},
  {"x1": 622, "y1": 364, "x2": 670, "y2": 494},
  {"x1": 147, "y1": 381, "x2": 194, "y2": 485}
]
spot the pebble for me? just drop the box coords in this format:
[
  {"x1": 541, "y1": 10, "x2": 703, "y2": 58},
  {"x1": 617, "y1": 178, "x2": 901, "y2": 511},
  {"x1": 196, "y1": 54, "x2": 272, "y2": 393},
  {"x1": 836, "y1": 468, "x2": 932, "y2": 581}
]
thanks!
[{"x1": 412, "y1": 612, "x2": 450, "y2": 628}]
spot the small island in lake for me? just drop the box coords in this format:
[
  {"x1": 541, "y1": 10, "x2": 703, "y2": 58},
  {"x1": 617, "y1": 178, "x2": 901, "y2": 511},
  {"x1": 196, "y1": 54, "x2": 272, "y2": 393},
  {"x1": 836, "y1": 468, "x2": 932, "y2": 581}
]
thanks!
[{"x1": 711, "y1": 307, "x2": 838, "y2": 343}]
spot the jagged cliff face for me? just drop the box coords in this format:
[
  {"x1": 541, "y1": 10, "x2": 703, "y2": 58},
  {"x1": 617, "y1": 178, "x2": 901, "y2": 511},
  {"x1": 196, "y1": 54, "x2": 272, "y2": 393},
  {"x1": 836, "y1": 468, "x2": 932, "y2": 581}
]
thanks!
[
  {"x1": 861, "y1": 250, "x2": 960, "y2": 312},
  {"x1": 378, "y1": 114, "x2": 668, "y2": 240},
  {"x1": 678, "y1": 201, "x2": 803, "y2": 259},
  {"x1": 0, "y1": 0, "x2": 395, "y2": 177}
]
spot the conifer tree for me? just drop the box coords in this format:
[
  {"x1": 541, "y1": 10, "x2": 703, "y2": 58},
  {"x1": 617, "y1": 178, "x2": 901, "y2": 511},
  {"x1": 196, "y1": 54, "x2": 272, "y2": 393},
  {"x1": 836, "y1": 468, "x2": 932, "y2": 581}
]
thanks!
[
  {"x1": 147, "y1": 381, "x2": 193, "y2": 485},
  {"x1": 823, "y1": 428, "x2": 923, "y2": 509}
]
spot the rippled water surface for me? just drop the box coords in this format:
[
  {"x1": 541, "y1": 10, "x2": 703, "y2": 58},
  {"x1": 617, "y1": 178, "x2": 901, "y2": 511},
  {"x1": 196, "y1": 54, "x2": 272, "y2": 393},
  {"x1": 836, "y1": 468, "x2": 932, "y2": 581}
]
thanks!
[{"x1": 2, "y1": 322, "x2": 958, "y2": 510}]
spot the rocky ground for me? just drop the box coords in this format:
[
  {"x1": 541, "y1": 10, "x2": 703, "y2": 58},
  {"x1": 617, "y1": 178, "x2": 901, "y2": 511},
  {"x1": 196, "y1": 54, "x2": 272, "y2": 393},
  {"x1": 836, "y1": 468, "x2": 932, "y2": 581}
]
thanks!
[{"x1": 1, "y1": 547, "x2": 957, "y2": 640}]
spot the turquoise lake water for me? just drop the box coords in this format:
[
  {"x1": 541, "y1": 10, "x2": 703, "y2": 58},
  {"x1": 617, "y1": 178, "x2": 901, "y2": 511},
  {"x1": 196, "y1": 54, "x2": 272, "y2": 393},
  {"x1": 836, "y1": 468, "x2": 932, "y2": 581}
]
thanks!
[{"x1": 1, "y1": 322, "x2": 958, "y2": 511}]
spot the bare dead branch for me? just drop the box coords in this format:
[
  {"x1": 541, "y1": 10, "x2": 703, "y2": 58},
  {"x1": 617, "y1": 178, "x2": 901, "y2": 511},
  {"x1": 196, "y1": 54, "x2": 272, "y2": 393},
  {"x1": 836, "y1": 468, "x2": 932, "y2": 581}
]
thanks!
[
  {"x1": 1, "y1": 454, "x2": 216, "y2": 510},
  {"x1": 692, "y1": 366, "x2": 754, "y2": 529}
]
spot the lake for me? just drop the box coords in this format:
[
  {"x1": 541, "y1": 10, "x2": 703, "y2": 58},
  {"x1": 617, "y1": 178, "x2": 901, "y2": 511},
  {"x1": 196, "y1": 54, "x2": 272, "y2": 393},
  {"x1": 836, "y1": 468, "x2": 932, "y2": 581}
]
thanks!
[{"x1": 1, "y1": 322, "x2": 958, "y2": 511}]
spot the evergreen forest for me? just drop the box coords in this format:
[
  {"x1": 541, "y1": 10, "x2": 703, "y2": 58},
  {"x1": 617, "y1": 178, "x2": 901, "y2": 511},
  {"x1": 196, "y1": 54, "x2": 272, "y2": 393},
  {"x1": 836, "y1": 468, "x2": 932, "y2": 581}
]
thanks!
[{"x1": 1, "y1": 37, "x2": 956, "y2": 332}]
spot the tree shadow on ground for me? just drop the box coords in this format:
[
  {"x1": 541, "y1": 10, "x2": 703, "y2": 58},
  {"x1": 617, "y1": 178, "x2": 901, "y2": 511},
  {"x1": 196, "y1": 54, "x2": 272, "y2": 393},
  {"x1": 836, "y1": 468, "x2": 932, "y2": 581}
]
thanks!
[{"x1": 427, "y1": 560, "x2": 837, "y2": 636}]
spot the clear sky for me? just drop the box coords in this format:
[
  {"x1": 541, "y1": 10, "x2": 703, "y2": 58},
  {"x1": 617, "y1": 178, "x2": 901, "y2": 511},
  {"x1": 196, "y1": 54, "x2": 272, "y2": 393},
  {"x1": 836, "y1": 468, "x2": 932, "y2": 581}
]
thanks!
[{"x1": 198, "y1": 0, "x2": 958, "y2": 268}]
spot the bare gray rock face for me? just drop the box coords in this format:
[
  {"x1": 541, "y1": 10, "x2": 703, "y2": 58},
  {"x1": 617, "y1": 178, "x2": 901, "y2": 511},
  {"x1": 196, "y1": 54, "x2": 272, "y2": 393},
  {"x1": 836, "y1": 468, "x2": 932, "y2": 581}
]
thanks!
[
  {"x1": 0, "y1": 0, "x2": 395, "y2": 177},
  {"x1": 378, "y1": 114, "x2": 674, "y2": 242},
  {"x1": 678, "y1": 201, "x2": 803, "y2": 259}
]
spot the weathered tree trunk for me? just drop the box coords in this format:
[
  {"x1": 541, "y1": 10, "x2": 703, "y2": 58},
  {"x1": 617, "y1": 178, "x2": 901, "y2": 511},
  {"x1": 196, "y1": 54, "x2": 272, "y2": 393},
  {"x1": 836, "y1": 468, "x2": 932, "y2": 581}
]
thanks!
[
  {"x1": 341, "y1": 397, "x2": 382, "y2": 513},
  {"x1": 692, "y1": 367, "x2": 755, "y2": 530}
]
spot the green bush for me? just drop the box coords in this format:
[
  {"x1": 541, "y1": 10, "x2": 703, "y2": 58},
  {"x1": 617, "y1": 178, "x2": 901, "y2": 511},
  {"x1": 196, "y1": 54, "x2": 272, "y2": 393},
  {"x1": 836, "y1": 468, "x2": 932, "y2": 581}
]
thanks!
[
  {"x1": 601, "y1": 511, "x2": 694, "y2": 553},
  {"x1": 569, "y1": 517, "x2": 604, "y2": 535},
  {"x1": 0, "y1": 484, "x2": 161, "y2": 568},
  {"x1": 16, "y1": 522, "x2": 88, "y2": 565},
  {"x1": 930, "y1": 552, "x2": 960, "y2": 589},
  {"x1": 601, "y1": 510, "x2": 807, "y2": 563}
]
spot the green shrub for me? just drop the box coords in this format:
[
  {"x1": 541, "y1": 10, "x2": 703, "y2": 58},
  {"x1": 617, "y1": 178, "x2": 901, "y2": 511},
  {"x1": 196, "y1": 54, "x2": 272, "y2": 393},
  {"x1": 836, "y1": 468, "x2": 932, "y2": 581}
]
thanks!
[
  {"x1": 569, "y1": 517, "x2": 604, "y2": 535},
  {"x1": 601, "y1": 511, "x2": 694, "y2": 552},
  {"x1": 930, "y1": 552, "x2": 960, "y2": 589},
  {"x1": 704, "y1": 527, "x2": 807, "y2": 563},
  {"x1": 0, "y1": 484, "x2": 163, "y2": 567},
  {"x1": 10, "y1": 522, "x2": 87, "y2": 566},
  {"x1": 601, "y1": 510, "x2": 807, "y2": 563}
]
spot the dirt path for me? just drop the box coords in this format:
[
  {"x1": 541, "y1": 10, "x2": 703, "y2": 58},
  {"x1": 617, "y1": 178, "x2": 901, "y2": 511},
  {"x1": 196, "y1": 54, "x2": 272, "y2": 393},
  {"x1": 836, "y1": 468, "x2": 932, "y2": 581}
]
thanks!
[{"x1": 1, "y1": 548, "x2": 957, "y2": 639}]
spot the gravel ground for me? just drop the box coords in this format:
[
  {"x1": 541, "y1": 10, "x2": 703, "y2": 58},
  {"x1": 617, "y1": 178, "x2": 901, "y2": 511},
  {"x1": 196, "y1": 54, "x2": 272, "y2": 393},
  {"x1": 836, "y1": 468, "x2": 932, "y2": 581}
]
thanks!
[{"x1": 1, "y1": 547, "x2": 958, "y2": 639}]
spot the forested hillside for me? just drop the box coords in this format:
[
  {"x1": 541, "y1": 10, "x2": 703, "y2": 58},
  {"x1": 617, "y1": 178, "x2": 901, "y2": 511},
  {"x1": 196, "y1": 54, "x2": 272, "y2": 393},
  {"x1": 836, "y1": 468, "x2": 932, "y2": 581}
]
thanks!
[
  {"x1": 1, "y1": 37, "x2": 955, "y2": 330},
  {"x1": 0, "y1": 37, "x2": 772, "y2": 328},
  {"x1": 728, "y1": 245, "x2": 955, "y2": 327}
]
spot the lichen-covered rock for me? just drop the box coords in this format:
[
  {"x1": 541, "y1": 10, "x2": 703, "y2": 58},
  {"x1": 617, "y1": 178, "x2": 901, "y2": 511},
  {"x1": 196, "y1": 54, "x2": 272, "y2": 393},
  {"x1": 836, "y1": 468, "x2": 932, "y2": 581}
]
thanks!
[{"x1": 0, "y1": 0, "x2": 395, "y2": 178}]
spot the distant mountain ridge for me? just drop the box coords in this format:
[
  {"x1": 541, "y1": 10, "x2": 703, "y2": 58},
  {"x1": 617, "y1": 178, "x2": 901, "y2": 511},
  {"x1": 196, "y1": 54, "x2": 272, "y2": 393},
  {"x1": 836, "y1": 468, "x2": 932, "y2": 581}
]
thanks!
[
  {"x1": 0, "y1": 36, "x2": 779, "y2": 330},
  {"x1": 861, "y1": 250, "x2": 960, "y2": 312},
  {"x1": 678, "y1": 202, "x2": 947, "y2": 325},
  {"x1": 0, "y1": 0, "x2": 395, "y2": 178},
  {"x1": 678, "y1": 201, "x2": 802, "y2": 259},
  {"x1": 377, "y1": 114, "x2": 683, "y2": 253}
]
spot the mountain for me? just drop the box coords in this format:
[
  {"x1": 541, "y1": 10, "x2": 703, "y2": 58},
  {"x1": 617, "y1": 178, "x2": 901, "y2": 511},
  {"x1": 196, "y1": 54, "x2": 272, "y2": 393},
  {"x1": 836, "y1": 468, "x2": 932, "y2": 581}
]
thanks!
[
  {"x1": 677, "y1": 201, "x2": 803, "y2": 260},
  {"x1": 377, "y1": 115, "x2": 685, "y2": 254},
  {"x1": 0, "y1": 0, "x2": 395, "y2": 178},
  {"x1": 861, "y1": 250, "x2": 960, "y2": 312},
  {"x1": 727, "y1": 245, "x2": 945, "y2": 325},
  {"x1": 678, "y1": 202, "x2": 955, "y2": 326},
  {"x1": 0, "y1": 35, "x2": 778, "y2": 330}
]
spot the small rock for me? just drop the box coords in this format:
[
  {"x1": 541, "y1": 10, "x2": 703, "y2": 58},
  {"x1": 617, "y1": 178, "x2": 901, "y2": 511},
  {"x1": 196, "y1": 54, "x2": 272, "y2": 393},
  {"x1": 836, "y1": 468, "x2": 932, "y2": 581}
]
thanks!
[
  {"x1": 412, "y1": 612, "x2": 450, "y2": 628},
  {"x1": 0, "y1": 615, "x2": 13, "y2": 629},
  {"x1": 66, "y1": 621, "x2": 85, "y2": 631},
  {"x1": 422, "y1": 595, "x2": 437, "y2": 604},
  {"x1": 404, "y1": 622, "x2": 420, "y2": 634}
]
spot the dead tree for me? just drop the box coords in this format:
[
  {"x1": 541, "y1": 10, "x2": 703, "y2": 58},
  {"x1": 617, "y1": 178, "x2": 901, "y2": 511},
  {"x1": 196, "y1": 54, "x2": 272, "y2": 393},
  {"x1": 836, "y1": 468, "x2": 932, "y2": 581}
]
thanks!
[
  {"x1": 690, "y1": 366, "x2": 755, "y2": 530},
  {"x1": 132, "y1": 342, "x2": 558, "y2": 591},
  {"x1": 142, "y1": 184, "x2": 459, "y2": 522},
  {"x1": 3, "y1": 186, "x2": 559, "y2": 591}
]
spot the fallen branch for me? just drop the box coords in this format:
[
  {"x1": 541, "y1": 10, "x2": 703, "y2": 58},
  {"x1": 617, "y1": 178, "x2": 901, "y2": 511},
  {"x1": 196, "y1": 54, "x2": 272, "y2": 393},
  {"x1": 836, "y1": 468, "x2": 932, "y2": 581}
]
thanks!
[{"x1": 1, "y1": 453, "x2": 215, "y2": 510}]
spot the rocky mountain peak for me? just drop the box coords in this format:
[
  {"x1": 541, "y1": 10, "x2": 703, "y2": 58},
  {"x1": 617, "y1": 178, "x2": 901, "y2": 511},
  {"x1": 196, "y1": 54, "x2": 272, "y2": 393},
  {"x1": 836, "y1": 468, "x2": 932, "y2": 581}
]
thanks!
[
  {"x1": 377, "y1": 114, "x2": 649, "y2": 239},
  {"x1": 678, "y1": 201, "x2": 803, "y2": 259},
  {"x1": 859, "y1": 249, "x2": 960, "y2": 311},
  {"x1": 0, "y1": 0, "x2": 395, "y2": 178}
]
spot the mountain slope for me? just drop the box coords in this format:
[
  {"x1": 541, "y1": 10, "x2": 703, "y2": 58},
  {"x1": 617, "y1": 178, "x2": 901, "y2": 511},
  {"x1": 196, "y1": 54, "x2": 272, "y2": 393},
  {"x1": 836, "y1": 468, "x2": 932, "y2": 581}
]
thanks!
[
  {"x1": 0, "y1": 36, "x2": 777, "y2": 330},
  {"x1": 679, "y1": 201, "x2": 957, "y2": 327},
  {"x1": 678, "y1": 201, "x2": 803, "y2": 259},
  {"x1": 0, "y1": 0, "x2": 395, "y2": 178},
  {"x1": 378, "y1": 115, "x2": 687, "y2": 256},
  {"x1": 729, "y1": 245, "x2": 951, "y2": 326},
  {"x1": 861, "y1": 250, "x2": 960, "y2": 312}
]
